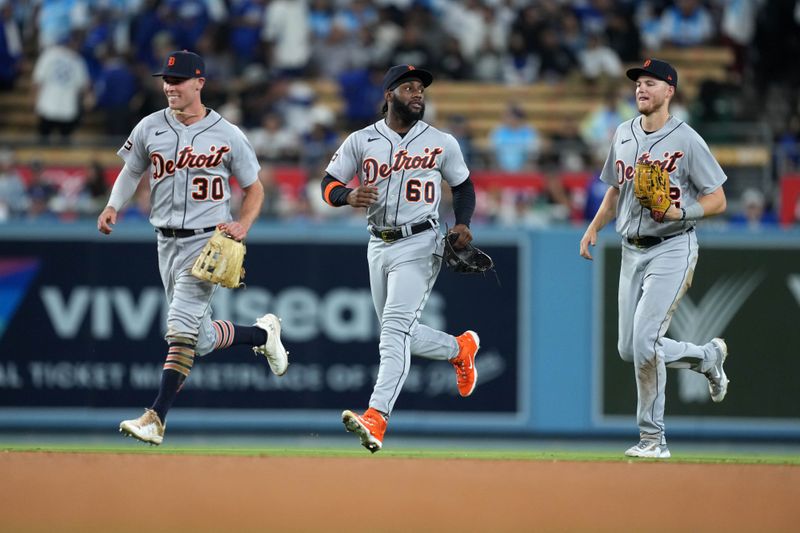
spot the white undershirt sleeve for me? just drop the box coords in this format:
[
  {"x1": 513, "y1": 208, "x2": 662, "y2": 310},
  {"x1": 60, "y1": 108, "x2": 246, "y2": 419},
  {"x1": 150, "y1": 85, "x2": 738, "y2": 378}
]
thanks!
[{"x1": 106, "y1": 163, "x2": 145, "y2": 211}]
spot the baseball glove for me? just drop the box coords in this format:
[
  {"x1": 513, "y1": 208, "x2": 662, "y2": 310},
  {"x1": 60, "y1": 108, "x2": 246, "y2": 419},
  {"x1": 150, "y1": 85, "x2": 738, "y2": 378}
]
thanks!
[
  {"x1": 442, "y1": 233, "x2": 494, "y2": 274},
  {"x1": 633, "y1": 162, "x2": 672, "y2": 222},
  {"x1": 191, "y1": 228, "x2": 246, "y2": 289}
]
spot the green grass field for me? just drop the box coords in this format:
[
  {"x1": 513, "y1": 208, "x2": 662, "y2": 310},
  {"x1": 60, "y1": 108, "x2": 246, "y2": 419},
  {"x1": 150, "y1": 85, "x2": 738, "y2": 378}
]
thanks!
[{"x1": 3, "y1": 443, "x2": 798, "y2": 465}]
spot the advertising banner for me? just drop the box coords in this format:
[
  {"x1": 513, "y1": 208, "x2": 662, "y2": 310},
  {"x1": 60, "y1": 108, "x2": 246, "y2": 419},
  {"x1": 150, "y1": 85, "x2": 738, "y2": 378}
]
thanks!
[
  {"x1": 0, "y1": 234, "x2": 520, "y2": 416},
  {"x1": 598, "y1": 240, "x2": 800, "y2": 423}
]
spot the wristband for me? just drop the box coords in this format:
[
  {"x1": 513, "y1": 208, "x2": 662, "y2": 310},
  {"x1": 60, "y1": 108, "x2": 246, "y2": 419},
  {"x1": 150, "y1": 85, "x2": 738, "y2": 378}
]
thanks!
[{"x1": 683, "y1": 203, "x2": 704, "y2": 220}]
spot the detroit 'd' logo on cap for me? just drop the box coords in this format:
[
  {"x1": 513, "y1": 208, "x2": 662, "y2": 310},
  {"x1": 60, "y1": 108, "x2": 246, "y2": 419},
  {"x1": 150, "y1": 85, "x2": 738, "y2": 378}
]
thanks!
[{"x1": 168, "y1": 56, "x2": 176, "y2": 66}]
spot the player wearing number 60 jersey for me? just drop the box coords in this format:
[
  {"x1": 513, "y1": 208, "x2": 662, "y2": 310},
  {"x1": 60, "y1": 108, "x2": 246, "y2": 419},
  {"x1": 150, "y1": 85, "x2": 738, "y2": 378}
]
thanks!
[
  {"x1": 96, "y1": 50, "x2": 288, "y2": 446},
  {"x1": 321, "y1": 64, "x2": 481, "y2": 453}
]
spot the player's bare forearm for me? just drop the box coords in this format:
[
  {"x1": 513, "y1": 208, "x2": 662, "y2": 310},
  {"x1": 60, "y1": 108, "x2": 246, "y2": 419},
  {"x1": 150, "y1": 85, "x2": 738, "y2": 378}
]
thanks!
[
  {"x1": 347, "y1": 185, "x2": 378, "y2": 208},
  {"x1": 97, "y1": 206, "x2": 117, "y2": 235},
  {"x1": 223, "y1": 180, "x2": 264, "y2": 240}
]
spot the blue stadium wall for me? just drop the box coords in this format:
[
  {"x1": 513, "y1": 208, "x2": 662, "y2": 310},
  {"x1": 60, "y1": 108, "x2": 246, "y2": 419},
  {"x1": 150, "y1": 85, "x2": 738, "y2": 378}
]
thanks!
[{"x1": 0, "y1": 222, "x2": 798, "y2": 440}]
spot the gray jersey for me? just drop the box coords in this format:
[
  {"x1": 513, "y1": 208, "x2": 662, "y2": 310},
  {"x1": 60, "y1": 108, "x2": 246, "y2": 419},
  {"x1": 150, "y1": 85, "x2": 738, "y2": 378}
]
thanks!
[
  {"x1": 119, "y1": 108, "x2": 260, "y2": 228},
  {"x1": 325, "y1": 119, "x2": 469, "y2": 229},
  {"x1": 600, "y1": 116, "x2": 727, "y2": 238}
]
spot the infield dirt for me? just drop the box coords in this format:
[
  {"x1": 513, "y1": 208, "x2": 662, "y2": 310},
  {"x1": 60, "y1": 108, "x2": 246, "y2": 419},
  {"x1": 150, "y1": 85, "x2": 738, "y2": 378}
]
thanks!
[{"x1": 1, "y1": 451, "x2": 798, "y2": 532}]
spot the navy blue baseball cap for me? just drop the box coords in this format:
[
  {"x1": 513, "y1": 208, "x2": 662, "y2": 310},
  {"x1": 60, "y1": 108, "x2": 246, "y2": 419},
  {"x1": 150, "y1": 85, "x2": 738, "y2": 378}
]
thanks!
[
  {"x1": 626, "y1": 58, "x2": 677, "y2": 87},
  {"x1": 152, "y1": 50, "x2": 205, "y2": 79},
  {"x1": 382, "y1": 64, "x2": 433, "y2": 92}
]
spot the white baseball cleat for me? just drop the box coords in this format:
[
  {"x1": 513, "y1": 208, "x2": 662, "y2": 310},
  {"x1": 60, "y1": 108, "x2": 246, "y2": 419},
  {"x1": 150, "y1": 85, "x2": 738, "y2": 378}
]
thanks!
[
  {"x1": 706, "y1": 338, "x2": 729, "y2": 403},
  {"x1": 625, "y1": 440, "x2": 671, "y2": 459},
  {"x1": 119, "y1": 408, "x2": 165, "y2": 445},
  {"x1": 253, "y1": 313, "x2": 289, "y2": 376}
]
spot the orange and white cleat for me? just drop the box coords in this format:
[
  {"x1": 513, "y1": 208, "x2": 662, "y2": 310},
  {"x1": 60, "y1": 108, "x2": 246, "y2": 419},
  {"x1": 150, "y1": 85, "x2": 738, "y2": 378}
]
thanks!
[
  {"x1": 451, "y1": 330, "x2": 480, "y2": 397},
  {"x1": 341, "y1": 408, "x2": 387, "y2": 453}
]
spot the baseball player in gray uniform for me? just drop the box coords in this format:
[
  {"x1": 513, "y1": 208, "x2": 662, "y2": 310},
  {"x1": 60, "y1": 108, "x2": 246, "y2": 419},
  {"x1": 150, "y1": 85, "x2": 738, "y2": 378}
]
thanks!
[
  {"x1": 96, "y1": 50, "x2": 288, "y2": 446},
  {"x1": 321, "y1": 64, "x2": 481, "y2": 453},
  {"x1": 580, "y1": 59, "x2": 729, "y2": 458}
]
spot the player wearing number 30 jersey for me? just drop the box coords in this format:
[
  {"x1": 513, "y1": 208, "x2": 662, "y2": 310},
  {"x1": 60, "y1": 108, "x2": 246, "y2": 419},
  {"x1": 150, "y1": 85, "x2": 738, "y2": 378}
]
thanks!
[
  {"x1": 321, "y1": 65, "x2": 482, "y2": 453},
  {"x1": 97, "y1": 50, "x2": 288, "y2": 446}
]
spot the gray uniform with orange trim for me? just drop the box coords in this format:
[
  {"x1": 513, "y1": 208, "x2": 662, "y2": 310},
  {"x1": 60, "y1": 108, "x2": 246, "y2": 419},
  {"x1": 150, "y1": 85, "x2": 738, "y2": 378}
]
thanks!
[
  {"x1": 325, "y1": 118, "x2": 469, "y2": 414},
  {"x1": 600, "y1": 115, "x2": 727, "y2": 443},
  {"x1": 119, "y1": 107, "x2": 260, "y2": 354}
]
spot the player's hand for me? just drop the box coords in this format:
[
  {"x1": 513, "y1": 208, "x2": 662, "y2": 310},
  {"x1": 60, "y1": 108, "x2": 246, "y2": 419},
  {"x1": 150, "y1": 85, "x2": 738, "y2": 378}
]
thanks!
[
  {"x1": 218, "y1": 221, "x2": 246, "y2": 241},
  {"x1": 448, "y1": 224, "x2": 472, "y2": 249},
  {"x1": 579, "y1": 227, "x2": 597, "y2": 260},
  {"x1": 347, "y1": 185, "x2": 379, "y2": 208},
  {"x1": 97, "y1": 206, "x2": 117, "y2": 235},
  {"x1": 660, "y1": 204, "x2": 680, "y2": 222}
]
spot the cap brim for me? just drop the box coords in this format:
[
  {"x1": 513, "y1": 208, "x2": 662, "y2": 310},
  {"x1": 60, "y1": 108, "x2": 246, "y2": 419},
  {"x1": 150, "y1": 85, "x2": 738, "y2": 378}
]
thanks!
[
  {"x1": 387, "y1": 69, "x2": 434, "y2": 91},
  {"x1": 625, "y1": 67, "x2": 649, "y2": 82},
  {"x1": 151, "y1": 71, "x2": 195, "y2": 78}
]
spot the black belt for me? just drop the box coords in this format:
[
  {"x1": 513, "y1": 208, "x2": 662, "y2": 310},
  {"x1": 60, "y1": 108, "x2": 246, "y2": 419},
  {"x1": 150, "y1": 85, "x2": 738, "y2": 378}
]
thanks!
[
  {"x1": 627, "y1": 228, "x2": 693, "y2": 249},
  {"x1": 370, "y1": 221, "x2": 434, "y2": 243},
  {"x1": 157, "y1": 226, "x2": 216, "y2": 238}
]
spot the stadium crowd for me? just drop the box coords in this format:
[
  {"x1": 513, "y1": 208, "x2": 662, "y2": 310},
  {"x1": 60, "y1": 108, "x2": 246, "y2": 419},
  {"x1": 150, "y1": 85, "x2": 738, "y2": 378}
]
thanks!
[{"x1": 0, "y1": 0, "x2": 799, "y2": 227}]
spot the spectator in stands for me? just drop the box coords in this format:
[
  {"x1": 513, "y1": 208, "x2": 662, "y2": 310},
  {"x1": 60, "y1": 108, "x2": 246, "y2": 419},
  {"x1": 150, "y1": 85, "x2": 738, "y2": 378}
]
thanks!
[
  {"x1": 579, "y1": 32, "x2": 623, "y2": 83},
  {"x1": 658, "y1": 0, "x2": 715, "y2": 48},
  {"x1": 77, "y1": 160, "x2": 110, "y2": 217},
  {"x1": 257, "y1": 165, "x2": 286, "y2": 221},
  {"x1": 471, "y1": 33, "x2": 504, "y2": 82},
  {"x1": 544, "y1": 120, "x2": 589, "y2": 173},
  {"x1": 580, "y1": 87, "x2": 636, "y2": 161},
  {"x1": 501, "y1": 31, "x2": 539, "y2": 85},
  {"x1": 94, "y1": 48, "x2": 139, "y2": 137},
  {"x1": 228, "y1": 0, "x2": 267, "y2": 70},
  {"x1": 0, "y1": 148, "x2": 28, "y2": 220},
  {"x1": 248, "y1": 111, "x2": 299, "y2": 163},
  {"x1": 338, "y1": 63, "x2": 385, "y2": 131},
  {"x1": 388, "y1": 25, "x2": 434, "y2": 71},
  {"x1": 728, "y1": 188, "x2": 778, "y2": 229},
  {"x1": 635, "y1": 1, "x2": 665, "y2": 50},
  {"x1": 310, "y1": 21, "x2": 351, "y2": 78},
  {"x1": 216, "y1": 91, "x2": 243, "y2": 124},
  {"x1": 299, "y1": 110, "x2": 338, "y2": 173},
  {"x1": 720, "y1": 0, "x2": 757, "y2": 76},
  {"x1": 25, "y1": 160, "x2": 58, "y2": 220},
  {"x1": 437, "y1": 35, "x2": 470, "y2": 80},
  {"x1": 308, "y1": 0, "x2": 334, "y2": 40},
  {"x1": 560, "y1": 9, "x2": 587, "y2": 58},
  {"x1": 0, "y1": 0, "x2": 22, "y2": 91},
  {"x1": 261, "y1": 0, "x2": 311, "y2": 76},
  {"x1": 489, "y1": 104, "x2": 541, "y2": 172},
  {"x1": 605, "y1": 6, "x2": 642, "y2": 63},
  {"x1": 371, "y1": 6, "x2": 402, "y2": 65},
  {"x1": 130, "y1": 0, "x2": 168, "y2": 68},
  {"x1": 446, "y1": 114, "x2": 477, "y2": 168},
  {"x1": 35, "y1": 0, "x2": 83, "y2": 50},
  {"x1": 774, "y1": 115, "x2": 800, "y2": 174},
  {"x1": 333, "y1": 0, "x2": 378, "y2": 34},
  {"x1": 536, "y1": 25, "x2": 579, "y2": 83},
  {"x1": 162, "y1": 0, "x2": 225, "y2": 52},
  {"x1": 32, "y1": 31, "x2": 93, "y2": 144}
]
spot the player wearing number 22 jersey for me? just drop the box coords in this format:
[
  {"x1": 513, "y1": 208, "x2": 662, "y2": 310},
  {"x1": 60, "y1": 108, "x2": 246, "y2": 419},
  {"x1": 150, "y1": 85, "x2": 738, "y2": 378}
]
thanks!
[
  {"x1": 580, "y1": 59, "x2": 729, "y2": 459},
  {"x1": 321, "y1": 65, "x2": 482, "y2": 453}
]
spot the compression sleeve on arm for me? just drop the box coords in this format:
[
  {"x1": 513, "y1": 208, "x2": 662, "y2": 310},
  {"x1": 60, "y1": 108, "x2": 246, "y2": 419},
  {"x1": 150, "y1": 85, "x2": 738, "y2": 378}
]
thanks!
[
  {"x1": 321, "y1": 173, "x2": 350, "y2": 207},
  {"x1": 106, "y1": 163, "x2": 144, "y2": 211},
  {"x1": 451, "y1": 177, "x2": 476, "y2": 227}
]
